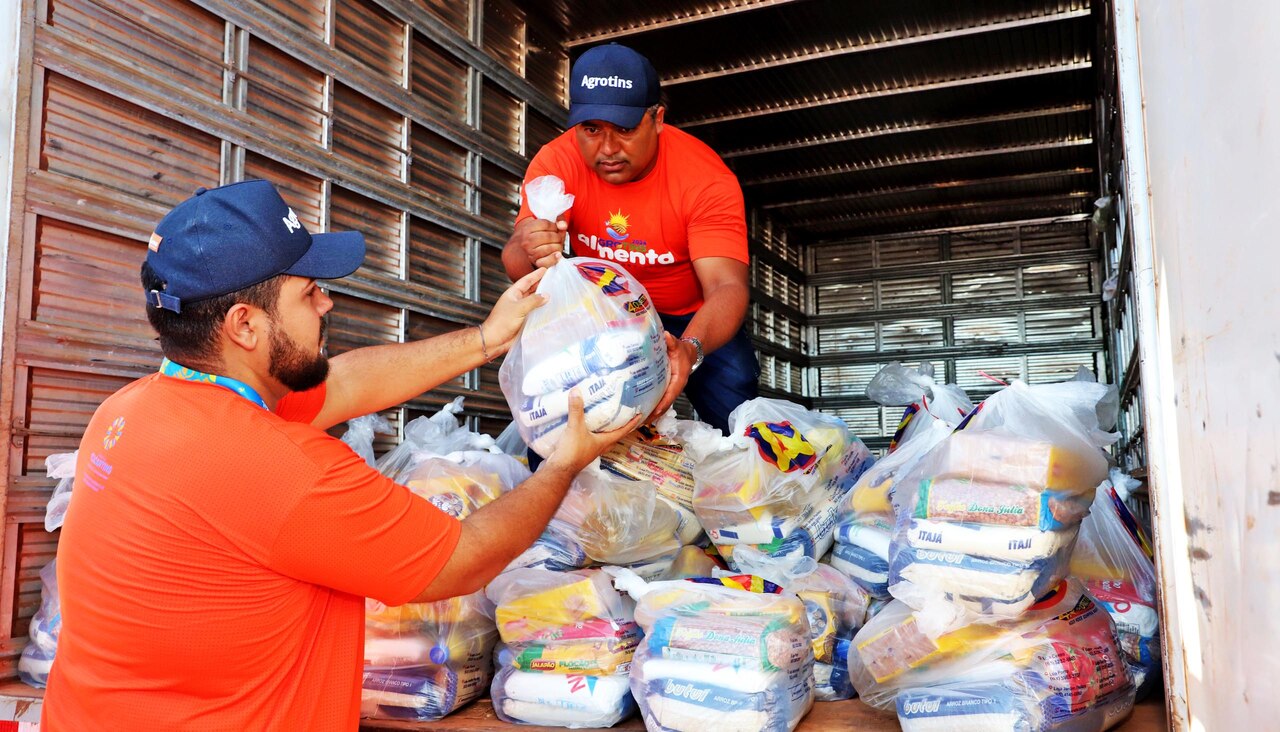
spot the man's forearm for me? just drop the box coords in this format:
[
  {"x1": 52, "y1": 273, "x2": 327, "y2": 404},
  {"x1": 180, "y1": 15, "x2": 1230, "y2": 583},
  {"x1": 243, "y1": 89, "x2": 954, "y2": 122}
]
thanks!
[
  {"x1": 315, "y1": 326, "x2": 487, "y2": 429},
  {"x1": 681, "y1": 280, "x2": 751, "y2": 354},
  {"x1": 410, "y1": 460, "x2": 580, "y2": 602},
  {"x1": 502, "y1": 236, "x2": 535, "y2": 282}
]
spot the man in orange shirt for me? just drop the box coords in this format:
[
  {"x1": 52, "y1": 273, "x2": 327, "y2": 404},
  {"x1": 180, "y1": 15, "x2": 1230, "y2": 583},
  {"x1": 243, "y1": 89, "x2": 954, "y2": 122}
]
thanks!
[
  {"x1": 504, "y1": 43, "x2": 759, "y2": 439},
  {"x1": 42, "y1": 179, "x2": 637, "y2": 730}
]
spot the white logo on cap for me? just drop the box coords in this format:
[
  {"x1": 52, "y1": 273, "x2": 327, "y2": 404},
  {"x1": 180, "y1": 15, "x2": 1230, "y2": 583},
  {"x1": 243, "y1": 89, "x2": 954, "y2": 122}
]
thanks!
[
  {"x1": 581, "y1": 75, "x2": 633, "y2": 90},
  {"x1": 282, "y1": 208, "x2": 301, "y2": 234}
]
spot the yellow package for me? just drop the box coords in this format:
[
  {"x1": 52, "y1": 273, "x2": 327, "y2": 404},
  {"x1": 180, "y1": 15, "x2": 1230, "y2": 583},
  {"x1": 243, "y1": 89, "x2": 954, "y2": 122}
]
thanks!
[
  {"x1": 405, "y1": 470, "x2": 503, "y2": 519},
  {"x1": 495, "y1": 576, "x2": 617, "y2": 639},
  {"x1": 931, "y1": 431, "x2": 1107, "y2": 494},
  {"x1": 797, "y1": 590, "x2": 839, "y2": 663},
  {"x1": 855, "y1": 614, "x2": 1003, "y2": 683},
  {"x1": 847, "y1": 476, "x2": 893, "y2": 515}
]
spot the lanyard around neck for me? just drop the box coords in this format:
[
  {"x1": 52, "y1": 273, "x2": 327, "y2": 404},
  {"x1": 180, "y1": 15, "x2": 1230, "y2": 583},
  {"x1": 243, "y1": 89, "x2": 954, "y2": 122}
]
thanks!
[{"x1": 159, "y1": 358, "x2": 269, "y2": 410}]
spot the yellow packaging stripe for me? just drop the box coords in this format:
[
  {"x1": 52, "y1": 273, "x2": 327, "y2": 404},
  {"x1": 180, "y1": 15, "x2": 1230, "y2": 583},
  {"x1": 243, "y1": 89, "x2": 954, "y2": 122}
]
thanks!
[
  {"x1": 930, "y1": 431, "x2": 1107, "y2": 494},
  {"x1": 495, "y1": 577, "x2": 615, "y2": 634}
]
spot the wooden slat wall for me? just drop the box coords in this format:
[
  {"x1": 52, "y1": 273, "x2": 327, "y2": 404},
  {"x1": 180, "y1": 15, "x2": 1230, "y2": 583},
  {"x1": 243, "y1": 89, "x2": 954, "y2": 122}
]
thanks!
[{"x1": 0, "y1": 0, "x2": 568, "y2": 676}]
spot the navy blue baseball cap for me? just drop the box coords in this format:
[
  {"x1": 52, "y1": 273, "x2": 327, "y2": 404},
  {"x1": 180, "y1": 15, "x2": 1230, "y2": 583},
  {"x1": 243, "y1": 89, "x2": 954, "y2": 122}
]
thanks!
[
  {"x1": 144, "y1": 179, "x2": 365, "y2": 312},
  {"x1": 566, "y1": 43, "x2": 661, "y2": 129}
]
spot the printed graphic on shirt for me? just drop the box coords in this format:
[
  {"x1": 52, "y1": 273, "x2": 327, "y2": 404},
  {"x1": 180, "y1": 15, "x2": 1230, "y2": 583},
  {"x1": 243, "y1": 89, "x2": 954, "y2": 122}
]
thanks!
[
  {"x1": 103, "y1": 416, "x2": 126, "y2": 450},
  {"x1": 576, "y1": 209, "x2": 676, "y2": 267}
]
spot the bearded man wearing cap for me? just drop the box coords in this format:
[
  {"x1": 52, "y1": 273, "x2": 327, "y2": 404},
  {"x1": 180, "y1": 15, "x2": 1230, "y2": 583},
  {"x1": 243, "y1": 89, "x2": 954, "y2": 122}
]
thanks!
[
  {"x1": 503, "y1": 43, "x2": 758, "y2": 438},
  {"x1": 42, "y1": 179, "x2": 639, "y2": 731}
]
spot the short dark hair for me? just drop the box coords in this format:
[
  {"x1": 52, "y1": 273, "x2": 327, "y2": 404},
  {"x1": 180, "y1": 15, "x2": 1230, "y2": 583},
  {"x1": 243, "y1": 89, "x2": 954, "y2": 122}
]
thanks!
[{"x1": 141, "y1": 261, "x2": 284, "y2": 368}]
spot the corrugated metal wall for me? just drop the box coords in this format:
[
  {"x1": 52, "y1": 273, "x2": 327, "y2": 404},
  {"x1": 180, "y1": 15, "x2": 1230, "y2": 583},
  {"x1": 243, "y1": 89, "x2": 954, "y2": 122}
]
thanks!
[{"x1": 0, "y1": 0, "x2": 573, "y2": 675}]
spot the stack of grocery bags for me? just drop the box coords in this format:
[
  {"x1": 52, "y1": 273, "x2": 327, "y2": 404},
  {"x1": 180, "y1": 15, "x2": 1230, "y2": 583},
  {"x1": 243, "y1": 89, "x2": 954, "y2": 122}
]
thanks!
[
  {"x1": 488, "y1": 569, "x2": 639, "y2": 727},
  {"x1": 355, "y1": 399, "x2": 523, "y2": 722},
  {"x1": 614, "y1": 569, "x2": 816, "y2": 732}
]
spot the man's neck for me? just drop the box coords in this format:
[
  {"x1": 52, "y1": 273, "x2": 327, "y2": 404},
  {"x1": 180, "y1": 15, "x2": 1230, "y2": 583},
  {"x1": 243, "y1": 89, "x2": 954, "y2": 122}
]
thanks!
[{"x1": 171, "y1": 356, "x2": 286, "y2": 411}]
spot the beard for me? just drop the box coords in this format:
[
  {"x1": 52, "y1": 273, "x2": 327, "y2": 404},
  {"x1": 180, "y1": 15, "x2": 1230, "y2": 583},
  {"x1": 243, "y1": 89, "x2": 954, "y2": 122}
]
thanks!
[{"x1": 268, "y1": 316, "x2": 330, "y2": 392}]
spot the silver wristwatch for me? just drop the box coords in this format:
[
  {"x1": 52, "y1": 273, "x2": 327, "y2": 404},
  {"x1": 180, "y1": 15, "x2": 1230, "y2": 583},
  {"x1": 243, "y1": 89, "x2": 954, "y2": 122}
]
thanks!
[{"x1": 681, "y1": 336, "x2": 705, "y2": 372}]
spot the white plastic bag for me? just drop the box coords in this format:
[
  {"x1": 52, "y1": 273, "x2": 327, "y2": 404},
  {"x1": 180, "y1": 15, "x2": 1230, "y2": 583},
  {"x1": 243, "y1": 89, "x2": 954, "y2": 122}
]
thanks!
[
  {"x1": 1071, "y1": 470, "x2": 1161, "y2": 696},
  {"x1": 500, "y1": 257, "x2": 669, "y2": 457},
  {"x1": 524, "y1": 174, "x2": 575, "y2": 222},
  {"x1": 573, "y1": 463, "x2": 682, "y2": 566},
  {"x1": 866, "y1": 362, "x2": 973, "y2": 452},
  {"x1": 19, "y1": 451, "x2": 77, "y2": 687},
  {"x1": 342, "y1": 413, "x2": 395, "y2": 466}
]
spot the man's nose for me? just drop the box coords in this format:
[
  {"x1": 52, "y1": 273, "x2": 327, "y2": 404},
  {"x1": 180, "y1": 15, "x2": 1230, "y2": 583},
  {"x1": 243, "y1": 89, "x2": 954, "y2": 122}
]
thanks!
[
  {"x1": 599, "y1": 130, "x2": 621, "y2": 156},
  {"x1": 317, "y1": 289, "x2": 334, "y2": 315}
]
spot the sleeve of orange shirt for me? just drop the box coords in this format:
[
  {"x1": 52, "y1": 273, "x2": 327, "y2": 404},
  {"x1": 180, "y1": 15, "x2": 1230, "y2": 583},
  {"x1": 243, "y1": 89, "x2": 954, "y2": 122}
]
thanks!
[
  {"x1": 266, "y1": 438, "x2": 461, "y2": 606},
  {"x1": 276, "y1": 382, "x2": 327, "y2": 424},
  {"x1": 687, "y1": 172, "x2": 749, "y2": 265}
]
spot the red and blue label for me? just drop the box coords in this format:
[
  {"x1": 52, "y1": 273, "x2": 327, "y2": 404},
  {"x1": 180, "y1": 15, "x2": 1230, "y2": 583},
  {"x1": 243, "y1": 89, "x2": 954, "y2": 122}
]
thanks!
[
  {"x1": 576, "y1": 261, "x2": 631, "y2": 297},
  {"x1": 745, "y1": 421, "x2": 819, "y2": 473}
]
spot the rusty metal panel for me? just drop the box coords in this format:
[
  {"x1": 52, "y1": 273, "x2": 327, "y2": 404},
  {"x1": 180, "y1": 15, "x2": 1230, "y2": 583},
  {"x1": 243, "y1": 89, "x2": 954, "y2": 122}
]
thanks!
[
  {"x1": 482, "y1": 0, "x2": 525, "y2": 76},
  {"x1": 481, "y1": 78, "x2": 522, "y2": 154},
  {"x1": 525, "y1": 22, "x2": 566, "y2": 101},
  {"x1": 478, "y1": 159, "x2": 521, "y2": 230},
  {"x1": 32, "y1": 219, "x2": 151, "y2": 341},
  {"x1": 334, "y1": 0, "x2": 408, "y2": 84},
  {"x1": 417, "y1": 0, "x2": 471, "y2": 37},
  {"x1": 409, "y1": 123, "x2": 469, "y2": 209},
  {"x1": 331, "y1": 185, "x2": 404, "y2": 279},
  {"x1": 11, "y1": 526, "x2": 58, "y2": 637},
  {"x1": 525, "y1": 109, "x2": 560, "y2": 158},
  {"x1": 47, "y1": 0, "x2": 225, "y2": 103},
  {"x1": 41, "y1": 73, "x2": 221, "y2": 203},
  {"x1": 407, "y1": 216, "x2": 468, "y2": 297},
  {"x1": 331, "y1": 82, "x2": 406, "y2": 179},
  {"x1": 478, "y1": 244, "x2": 507, "y2": 307},
  {"x1": 409, "y1": 31, "x2": 468, "y2": 124},
  {"x1": 246, "y1": 36, "x2": 327, "y2": 149},
  {"x1": 260, "y1": 0, "x2": 327, "y2": 41}
]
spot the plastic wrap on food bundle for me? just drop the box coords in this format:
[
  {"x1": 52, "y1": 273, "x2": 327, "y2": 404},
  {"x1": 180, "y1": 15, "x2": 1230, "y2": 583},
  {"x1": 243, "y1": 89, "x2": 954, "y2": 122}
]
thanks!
[
  {"x1": 492, "y1": 665, "x2": 635, "y2": 728},
  {"x1": 499, "y1": 256, "x2": 669, "y2": 458},
  {"x1": 488, "y1": 568, "x2": 639, "y2": 676},
  {"x1": 375, "y1": 398, "x2": 498, "y2": 480},
  {"x1": 663, "y1": 545, "x2": 727, "y2": 580},
  {"x1": 866, "y1": 362, "x2": 973, "y2": 453},
  {"x1": 851, "y1": 579, "x2": 1133, "y2": 731},
  {"x1": 601, "y1": 418, "x2": 698, "y2": 511},
  {"x1": 830, "y1": 518, "x2": 894, "y2": 598},
  {"x1": 573, "y1": 464, "x2": 681, "y2": 566},
  {"x1": 1070, "y1": 470, "x2": 1160, "y2": 697},
  {"x1": 363, "y1": 591, "x2": 498, "y2": 720},
  {"x1": 688, "y1": 399, "x2": 872, "y2": 554},
  {"x1": 895, "y1": 682, "x2": 1135, "y2": 732},
  {"x1": 790, "y1": 564, "x2": 872, "y2": 666},
  {"x1": 504, "y1": 480, "x2": 592, "y2": 573},
  {"x1": 18, "y1": 451, "x2": 77, "y2": 688},
  {"x1": 341, "y1": 413, "x2": 395, "y2": 466},
  {"x1": 813, "y1": 638, "x2": 854, "y2": 701},
  {"x1": 887, "y1": 381, "x2": 1119, "y2": 632},
  {"x1": 630, "y1": 644, "x2": 815, "y2": 732}
]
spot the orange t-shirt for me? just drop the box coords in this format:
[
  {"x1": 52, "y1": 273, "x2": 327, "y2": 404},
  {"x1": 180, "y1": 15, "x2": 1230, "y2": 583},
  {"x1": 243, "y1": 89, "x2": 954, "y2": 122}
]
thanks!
[
  {"x1": 42, "y1": 373, "x2": 461, "y2": 731},
  {"x1": 516, "y1": 126, "x2": 748, "y2": 316}
]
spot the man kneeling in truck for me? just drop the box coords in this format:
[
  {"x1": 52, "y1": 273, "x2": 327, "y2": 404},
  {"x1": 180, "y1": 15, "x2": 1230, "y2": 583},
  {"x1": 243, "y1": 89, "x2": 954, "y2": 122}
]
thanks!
[{"x1": 41, "y1": 180, "x2": 638, "y2": 731}]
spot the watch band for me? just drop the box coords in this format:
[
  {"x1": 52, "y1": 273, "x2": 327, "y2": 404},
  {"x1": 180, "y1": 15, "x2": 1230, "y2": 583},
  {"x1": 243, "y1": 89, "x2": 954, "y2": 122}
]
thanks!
[{"x1": 681, "y1": 336, "x2": 705, "y2": 372}]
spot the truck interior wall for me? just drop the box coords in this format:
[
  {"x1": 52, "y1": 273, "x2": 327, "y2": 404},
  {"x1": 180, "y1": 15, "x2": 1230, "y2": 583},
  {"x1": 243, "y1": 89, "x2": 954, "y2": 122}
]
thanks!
[{"x1": 0, "y1": 1, "x2": 1205, "y2": 728}]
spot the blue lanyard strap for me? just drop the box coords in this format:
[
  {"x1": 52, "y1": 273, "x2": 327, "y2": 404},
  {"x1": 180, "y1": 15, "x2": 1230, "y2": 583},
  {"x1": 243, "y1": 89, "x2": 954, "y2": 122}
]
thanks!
[{"x1": 159, "y1": 358, "x2": 269, "y2": 410}]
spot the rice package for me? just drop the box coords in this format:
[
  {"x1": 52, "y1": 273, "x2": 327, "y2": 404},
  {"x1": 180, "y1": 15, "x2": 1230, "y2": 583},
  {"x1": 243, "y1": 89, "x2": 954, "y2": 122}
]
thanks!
[
  {"x1": 489, "y1": 568, "x2": 639, "y2": 728},
  {"x1": 358, "y1": 403, "x2": 522, "y2": 721},
  {"x1": 1070, "y1": 470, "x2": 1161, "y2": 697},
  {"x1": 18, "y1": 451, "x2": 77, "y2": 687},
  {"x1": 888, "y1": 380, "x2": 1118, "y2": 633},
  {"x1": 866, "y1": 362, "x2": 973, "y2": 453},
  {"x1": 601, "y1": 418, "x2": 699, "y2": 514},
  {"x1": 499, "y1": 253, "x2": 669, "y2": 458},
  {"x1": 685, "y1": 399, "x2": 873, "y2": 577},
  {"x1": 851, "y1": 579, "x2": 1135, "y2": 731},
  {"x1": 611, "y1": 569, "x2": 815, "y2": 732}
]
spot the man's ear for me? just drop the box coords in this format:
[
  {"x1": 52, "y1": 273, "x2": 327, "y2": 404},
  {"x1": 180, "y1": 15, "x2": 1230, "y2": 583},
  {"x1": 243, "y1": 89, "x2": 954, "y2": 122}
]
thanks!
[
  {"x1": 223, "y1": 302, "x2": 265, "y2": 352},
  {"x1": 653, "y1": 105, "x2": 665, "y2": 134}
]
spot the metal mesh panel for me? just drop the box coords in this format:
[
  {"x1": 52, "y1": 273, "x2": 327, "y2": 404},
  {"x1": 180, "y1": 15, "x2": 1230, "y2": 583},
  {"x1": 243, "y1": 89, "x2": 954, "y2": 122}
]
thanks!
[
  {"x1": 331, "y1": 186, "x2": 404, "y2": 278},
  {"x1": 479, "y1": 160, "x2": 522, "y2": 228},
  {"x1": 880, "y1": 276, "x2": 944, "y2": 308},
  {"x1": 33, "y1": 220, "x2": 151, "y2": 341},
  {"x1": 481, "y1": 78, "x2": 523, "y2": 153},
  {"x1": 246, "y1": 37, "x2": 327, "y2": 148},
  {"x1": 410, "y1": 31, "x2": 469, "y2": 122},
  {"x1": 334, "y1": 0, "x2": 407, "y2": 83},
  {"x1": 331, "y1": 83, "x2": 406, "y2": 178},
  {"x1": 326, "y1": 292, "x2": 402, "y2": 354},
  {"x1": 408, "y1": 216, "x2": 469, "y2": 296},
  {"x1": 409, "y1": 123, "x2": 470, "y2": 208},
  {"x1": 261, "y1": 0, "x2": 327, "y2": 41},
  {"x1": 483, "y1": 0, "x2": 525, "y2": 75}
]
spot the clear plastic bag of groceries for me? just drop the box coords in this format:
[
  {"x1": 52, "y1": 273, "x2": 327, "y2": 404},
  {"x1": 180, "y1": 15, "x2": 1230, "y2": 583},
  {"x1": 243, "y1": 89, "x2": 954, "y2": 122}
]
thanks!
[
  {"x1": 500, "y1": 256, "x2": 669, "y2": 458},
  {"x1": 851, "y1": 579, "x2": 1135, "y2": 732},
  {"x1": 600, "y1": 411, "x2": 702, "y2": 540},
  {"x1": 363, "y1": 593, "x2": 499, "y2": 721},
  {"x1": 504, "y1": 479, "x2": 593, "y2": 574},
  {"x1": 487, "y1": 568, "x2": 640, "y2": 677},
  {"x1": 609, "y1": 568, "x2": 815, "y2": 732},
  {"x1": 866, "y1": 362, "x2": 973, "y2": 452},
  {"x1": 888, "y1": 380, "x2": 1118, "y2": 635},
  {"x1": 573, "y1": 463, "x2": 682, "y2": 566},
  {"x1": 491, "y1": 663, "x2": 635, "y2": 728},
  {"x1": 831, "y1": 419, "x2": 952, "y2": 599},
  {"x1": 18, "y1": 451, "x2": 77, "y2": 687},
  {"x1": 361, "y1": 401, "x2": 523, "y2": 721},
  {"x1": 1070, "y1": 470, "x2": 1161, "y2": 697},
  {"x1": 684, "y1": 399, "x2": 873, "y2": 568}
]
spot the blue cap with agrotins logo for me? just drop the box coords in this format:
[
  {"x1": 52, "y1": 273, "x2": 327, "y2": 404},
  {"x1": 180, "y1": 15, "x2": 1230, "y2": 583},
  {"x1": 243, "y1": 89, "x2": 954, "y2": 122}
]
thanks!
[
  {"x1": 566, "y1": 43, "x2": 661, "y2": 129},
  {"x1": 144, "y1": 179, "x2": 366, "y2": 313}
]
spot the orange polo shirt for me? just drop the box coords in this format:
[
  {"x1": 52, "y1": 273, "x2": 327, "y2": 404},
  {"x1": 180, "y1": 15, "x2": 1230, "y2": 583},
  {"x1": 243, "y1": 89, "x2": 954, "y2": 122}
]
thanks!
[{"x1": 42, "y1": 373, "x2": 461, "y2": 731}]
